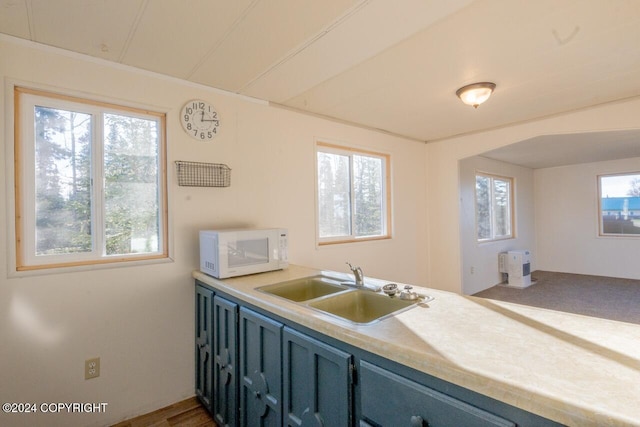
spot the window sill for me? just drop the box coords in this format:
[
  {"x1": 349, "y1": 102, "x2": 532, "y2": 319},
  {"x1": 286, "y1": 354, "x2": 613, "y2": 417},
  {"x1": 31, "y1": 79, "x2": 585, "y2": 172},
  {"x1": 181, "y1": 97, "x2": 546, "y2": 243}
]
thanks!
[
  {"x1": 9, "y1": 255, "x2": 174, "y2": 278},
  {"x1": 476, "y1": 236, "x2": 514, "y2": 245},
  {"x1": 318, "y1": 235, "x2": 392, "y2": 246}
]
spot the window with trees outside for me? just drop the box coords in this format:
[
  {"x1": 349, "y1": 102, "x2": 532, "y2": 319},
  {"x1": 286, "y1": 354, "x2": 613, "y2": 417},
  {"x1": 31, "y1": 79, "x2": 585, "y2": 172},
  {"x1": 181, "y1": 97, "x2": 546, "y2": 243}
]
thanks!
[
  {"x1": 599, "y1": 172, "x2": 640, "y2": 236},
  {"x1": 14, "y1": 87, "x2": 168, "y2": 271},
  {"x1": 316, "y1": 142, "x2": 391, "y2": 244},
  {"x1": 475, "y1": 173, "x2": 513, "y2": 242}
]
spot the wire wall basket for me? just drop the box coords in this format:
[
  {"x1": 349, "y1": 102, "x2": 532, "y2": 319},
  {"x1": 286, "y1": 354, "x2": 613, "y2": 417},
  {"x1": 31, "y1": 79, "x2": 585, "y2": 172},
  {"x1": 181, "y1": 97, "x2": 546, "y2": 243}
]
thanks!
[{"x1": 175, "y1": 161, "x2": 231, "y2": 187}]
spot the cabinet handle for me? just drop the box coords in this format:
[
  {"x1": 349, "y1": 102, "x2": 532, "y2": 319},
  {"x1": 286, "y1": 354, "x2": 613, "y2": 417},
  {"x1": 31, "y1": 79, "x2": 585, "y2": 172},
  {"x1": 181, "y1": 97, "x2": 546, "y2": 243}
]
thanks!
[
  {"x1": 410, "y1": 415, "x2": 427, "y2": 427},
  {"x1": 300, "y1": 408, "x2": 325, "y2": 427},
  {"x1": 217, "y1": 348, "x2": 232, "y2": 384},
  {"x1": 247, "y1": 371, "x2": 269, "y2": 416}
]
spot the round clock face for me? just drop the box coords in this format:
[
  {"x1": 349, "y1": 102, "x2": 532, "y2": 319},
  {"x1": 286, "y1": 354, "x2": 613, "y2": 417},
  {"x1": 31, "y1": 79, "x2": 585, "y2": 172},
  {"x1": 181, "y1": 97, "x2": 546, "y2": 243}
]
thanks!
[{"x1": 180, "y1": 99, "x2": 220, "y2": 141}]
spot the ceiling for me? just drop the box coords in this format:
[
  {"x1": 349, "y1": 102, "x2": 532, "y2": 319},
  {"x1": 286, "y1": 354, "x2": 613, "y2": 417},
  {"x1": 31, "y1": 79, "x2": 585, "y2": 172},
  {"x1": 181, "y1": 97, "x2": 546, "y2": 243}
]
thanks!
[
  {"x1": 482, "y1": 130, "x2": 640, "y2": 169},
  {"x1": 2, "y1": 0, "x2": 640, "y2": 150}
]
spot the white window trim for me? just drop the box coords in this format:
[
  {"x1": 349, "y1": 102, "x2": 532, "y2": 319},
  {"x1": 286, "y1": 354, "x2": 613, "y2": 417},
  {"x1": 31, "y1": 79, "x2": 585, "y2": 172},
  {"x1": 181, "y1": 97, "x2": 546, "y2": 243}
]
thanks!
[
  {"x1": 13, "y1": 86, "x2": 169, "y2": 271},
  {"x1": 475, "y1": 172, "x2": 515, "y2": 243},
  {"x1": 315, "y1": 141, "x2": 392, "y2": 245},
  {"x1": 597, "y1": 172, "x2": 640, "y2": 238}
]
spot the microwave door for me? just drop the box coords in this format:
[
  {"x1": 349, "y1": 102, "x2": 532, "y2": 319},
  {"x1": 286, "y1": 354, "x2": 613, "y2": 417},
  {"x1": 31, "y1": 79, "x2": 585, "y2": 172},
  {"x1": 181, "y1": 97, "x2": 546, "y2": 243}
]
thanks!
[{"x1": 227, "y1": 238, "x2": 269, "y2": 268}]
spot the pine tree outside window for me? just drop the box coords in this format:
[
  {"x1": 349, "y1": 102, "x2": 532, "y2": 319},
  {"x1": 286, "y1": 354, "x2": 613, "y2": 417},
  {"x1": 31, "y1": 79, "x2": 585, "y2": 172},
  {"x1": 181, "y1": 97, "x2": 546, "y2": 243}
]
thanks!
[
  {"x1": 316, "y1": 142, "x2": 391, "y2": 244},
  {"x1": 14, "y1": 87, "x2": 168, "y2": 271}
]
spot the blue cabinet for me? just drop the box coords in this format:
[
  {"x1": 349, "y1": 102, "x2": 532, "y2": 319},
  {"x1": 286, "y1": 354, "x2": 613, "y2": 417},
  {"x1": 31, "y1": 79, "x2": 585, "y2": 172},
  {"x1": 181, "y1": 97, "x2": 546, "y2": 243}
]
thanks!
[
  {"x1": 195, "y1": 285, "x2": 214, "y2": 412},
  {"x1": 239, "y1": 307, "x2": 283, "y2": 427},
  {"x1": 283, "y1": 327, "x2": 352, "y2": 427},
  {"x1": 213, "y1": 296, "x2": 239, "y2": 427},
  {"x1": 195, "y1": 281, "x2": 563, "y2": 427},
  {"x1": 359, "y1": 361, "x2": 515, "y2": 427}
]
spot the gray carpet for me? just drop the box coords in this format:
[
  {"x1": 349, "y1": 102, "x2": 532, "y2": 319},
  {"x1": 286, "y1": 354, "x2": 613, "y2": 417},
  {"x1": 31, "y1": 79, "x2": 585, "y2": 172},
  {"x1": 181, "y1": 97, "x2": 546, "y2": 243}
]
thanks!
[{"x1": 473, "y1": 271, "x2": 640, "y2": 325}]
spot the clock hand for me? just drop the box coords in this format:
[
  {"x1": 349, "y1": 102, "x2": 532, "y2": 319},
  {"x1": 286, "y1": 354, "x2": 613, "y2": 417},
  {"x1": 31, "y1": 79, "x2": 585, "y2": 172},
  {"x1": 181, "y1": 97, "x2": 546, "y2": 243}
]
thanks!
[{"x1": 200, "y1": 110, "x2": 204, "y2": 122}]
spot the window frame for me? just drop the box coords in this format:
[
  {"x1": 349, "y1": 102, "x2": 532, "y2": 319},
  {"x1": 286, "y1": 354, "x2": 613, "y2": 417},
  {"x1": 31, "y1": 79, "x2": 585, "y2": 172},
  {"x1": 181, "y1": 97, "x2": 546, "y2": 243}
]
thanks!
[
  {"x1": 315, "y1": 141, "x2": 392, "y2": 245},
  {"x1": 597, "y1": 172, "x2": 640, "y2": 237},
  {"x1": 475, "y1": 172, "x2": 515, "y2": 243},
  {"x1": 14, "y1": 86, "x2": 169, "y2": 271}
]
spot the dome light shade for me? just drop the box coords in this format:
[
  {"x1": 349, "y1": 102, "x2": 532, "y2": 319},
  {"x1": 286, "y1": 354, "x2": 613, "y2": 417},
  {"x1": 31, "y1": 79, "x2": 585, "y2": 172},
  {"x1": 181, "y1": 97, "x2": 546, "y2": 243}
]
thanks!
[{"x1": 456, "y1": 82, "x2": 496, "y2": 108}]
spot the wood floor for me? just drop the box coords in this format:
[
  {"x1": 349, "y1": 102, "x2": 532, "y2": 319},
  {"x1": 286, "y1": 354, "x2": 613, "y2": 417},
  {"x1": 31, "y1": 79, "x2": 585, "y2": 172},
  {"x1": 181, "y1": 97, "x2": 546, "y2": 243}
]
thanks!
[{"x1": 111, "y1": 397, "x2": 216, "y2": 427}]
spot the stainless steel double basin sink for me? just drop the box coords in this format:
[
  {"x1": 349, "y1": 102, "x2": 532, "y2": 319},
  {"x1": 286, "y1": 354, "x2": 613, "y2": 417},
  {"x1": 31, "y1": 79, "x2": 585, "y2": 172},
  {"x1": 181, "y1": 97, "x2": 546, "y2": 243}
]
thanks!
[{"x1": 257, "y1": 275, "x2": 419, "y2": 325}]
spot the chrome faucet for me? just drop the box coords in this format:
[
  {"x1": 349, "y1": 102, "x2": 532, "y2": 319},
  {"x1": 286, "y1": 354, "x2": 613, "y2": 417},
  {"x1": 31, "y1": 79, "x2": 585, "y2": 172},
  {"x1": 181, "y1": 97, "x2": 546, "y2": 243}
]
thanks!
[{"x1": 346, "y1": 262, "x2": 364, "y2": 287}]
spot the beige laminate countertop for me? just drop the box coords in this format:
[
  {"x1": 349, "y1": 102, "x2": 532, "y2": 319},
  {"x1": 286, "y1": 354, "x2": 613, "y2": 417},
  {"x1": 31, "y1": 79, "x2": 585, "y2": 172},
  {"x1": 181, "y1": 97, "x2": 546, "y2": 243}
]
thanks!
[{"x1": 193, "y1": 265, "x2": 640, "y2": 427}]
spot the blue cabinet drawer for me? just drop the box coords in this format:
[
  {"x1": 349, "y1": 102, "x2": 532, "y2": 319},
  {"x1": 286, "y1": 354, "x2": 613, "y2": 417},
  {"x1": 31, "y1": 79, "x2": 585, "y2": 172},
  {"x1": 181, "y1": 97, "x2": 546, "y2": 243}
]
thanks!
[{"x1": 360, "y1": 361, "x2": 515, "y2": 427}]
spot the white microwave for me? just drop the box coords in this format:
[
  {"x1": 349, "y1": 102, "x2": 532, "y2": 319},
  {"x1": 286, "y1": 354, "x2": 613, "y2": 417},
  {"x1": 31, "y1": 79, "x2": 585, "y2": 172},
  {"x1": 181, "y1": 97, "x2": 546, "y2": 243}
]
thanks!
[{"x1": 200, "y1": 228, "x2": 289, "y2": 279}]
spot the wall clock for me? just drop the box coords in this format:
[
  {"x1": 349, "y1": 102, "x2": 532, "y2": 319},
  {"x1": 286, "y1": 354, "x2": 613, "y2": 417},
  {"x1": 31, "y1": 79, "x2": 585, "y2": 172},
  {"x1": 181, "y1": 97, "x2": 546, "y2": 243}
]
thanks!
[{"x1": 180, "y1": 99, "x2": 220, "y2": 141}]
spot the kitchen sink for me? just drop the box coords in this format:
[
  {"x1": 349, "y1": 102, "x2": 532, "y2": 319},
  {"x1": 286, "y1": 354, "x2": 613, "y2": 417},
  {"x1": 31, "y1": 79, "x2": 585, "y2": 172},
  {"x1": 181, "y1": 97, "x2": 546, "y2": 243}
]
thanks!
[
  {"x1": 257, "y1": 275, "x2": 348, "y2": 302},
  {"x1": 308, "y1": 289, "x2": 417, "y2": 325}
]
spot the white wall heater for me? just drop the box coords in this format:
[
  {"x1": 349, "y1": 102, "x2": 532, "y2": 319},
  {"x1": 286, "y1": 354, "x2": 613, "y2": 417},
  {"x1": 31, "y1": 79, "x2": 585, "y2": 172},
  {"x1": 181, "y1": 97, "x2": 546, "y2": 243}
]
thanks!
[{"x1": 498, "y1": 250, "x2": 532, "y2": 288}]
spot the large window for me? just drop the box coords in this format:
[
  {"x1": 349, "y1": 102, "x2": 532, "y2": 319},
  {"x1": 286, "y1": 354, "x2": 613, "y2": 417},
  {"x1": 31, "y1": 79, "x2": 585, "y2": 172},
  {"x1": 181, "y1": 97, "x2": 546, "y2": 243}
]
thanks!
[
  {"x1": 599, "y1": 172, "x2": 640, "y2": 236},
  {"x1": 14, "y1": 87, "x2": 168, "y2": 270},
  {"x1": 475, "y1": 173, "x2": 513, "y2": 242},
  {"x1": 316, "y1": 142, "x2": 391, "y2": 244}
]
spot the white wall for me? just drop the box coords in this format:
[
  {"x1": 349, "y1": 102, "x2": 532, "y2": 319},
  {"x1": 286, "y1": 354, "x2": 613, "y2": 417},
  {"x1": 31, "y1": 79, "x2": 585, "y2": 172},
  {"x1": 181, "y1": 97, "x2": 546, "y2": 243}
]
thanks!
[
  {"x1": 0, "y1": 37, "x2": 427, "y2": 426},
  {"x1": 535, "y1": 156, "x2": 640, "y2": 279},
  {"x1": 427, "y1": 96, "x2": 640, "y2": 293},
  {"x1": 459, "y1": 156, "x2": 535, "y2": 294}
]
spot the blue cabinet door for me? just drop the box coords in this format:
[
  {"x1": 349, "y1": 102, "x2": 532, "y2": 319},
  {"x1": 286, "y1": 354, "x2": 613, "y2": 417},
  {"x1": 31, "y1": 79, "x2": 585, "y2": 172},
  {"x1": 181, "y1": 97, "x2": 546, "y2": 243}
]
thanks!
[
  {"x1": 213, "y1": 295, "x2": 239, "y2": 427},
  {"x1": 195, "y1": 285, "x2": 214, "y2": 412},
  {"x1": 239, "y1": 307, "x2": 283, "y2": 427},
  {"x1": 283, "y1": 327, "x2": 352, "y2": 427},
  {"x1": 360, "y1": 361, "x2": 516, "y2": 427}
]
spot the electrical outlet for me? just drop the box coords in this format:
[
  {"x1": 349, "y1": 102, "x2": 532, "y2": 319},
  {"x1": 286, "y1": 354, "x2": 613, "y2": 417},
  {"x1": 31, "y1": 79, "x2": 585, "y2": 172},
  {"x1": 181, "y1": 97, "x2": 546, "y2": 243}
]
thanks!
[
  {"x1": 470, "y1": 266, "x2": 475, "y2": 274},
  {"x1": 85, "y1": 357, "x2": 100, "y2": 380}
]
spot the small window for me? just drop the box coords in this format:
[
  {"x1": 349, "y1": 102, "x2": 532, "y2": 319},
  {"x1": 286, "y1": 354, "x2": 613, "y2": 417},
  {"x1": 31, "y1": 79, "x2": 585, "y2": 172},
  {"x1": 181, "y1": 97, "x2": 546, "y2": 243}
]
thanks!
[
  {"x1": 475, "y1": 173, "x2": 513, "y2": 242},
  {"x1": 316, "y1": 142, "x2": 391, "y2": 244},
  {"x1": 14, "y1": 87, "x2": 168, "y2": 270},
  {"x1": 599, "y1": 172, "x2": 640, "y2": 236}
]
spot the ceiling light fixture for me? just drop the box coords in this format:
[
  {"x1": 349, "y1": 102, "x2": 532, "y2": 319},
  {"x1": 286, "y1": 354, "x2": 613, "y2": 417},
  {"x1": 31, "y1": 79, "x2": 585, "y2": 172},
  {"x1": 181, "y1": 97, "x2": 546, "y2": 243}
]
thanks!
[{"x1": 456, "y1": 82, "x2": 496, "y2": 108}]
